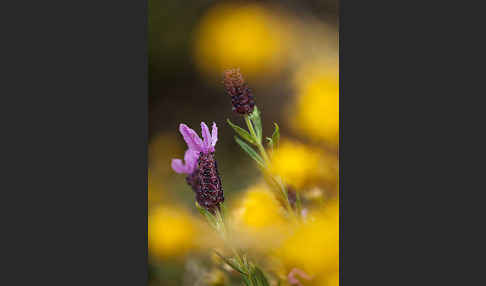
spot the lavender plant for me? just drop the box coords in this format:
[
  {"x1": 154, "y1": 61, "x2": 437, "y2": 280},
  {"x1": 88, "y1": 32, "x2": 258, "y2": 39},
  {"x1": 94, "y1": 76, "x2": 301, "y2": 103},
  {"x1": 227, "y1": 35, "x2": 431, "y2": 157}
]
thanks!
[
  {"x1": 171, "y1": 122, "x2": 270, "y2": 286},
  {"x1": 170, "y1": 68, "x2": 309, "y2": 286},
  {"x1": 171, "y1": 123, "x2": 223, "y2": 213}
]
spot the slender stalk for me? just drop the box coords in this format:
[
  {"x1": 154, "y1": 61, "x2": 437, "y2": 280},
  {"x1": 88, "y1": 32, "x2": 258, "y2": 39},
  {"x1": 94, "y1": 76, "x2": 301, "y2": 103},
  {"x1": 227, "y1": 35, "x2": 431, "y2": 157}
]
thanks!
[
  {"x1": 243, "y1": 115, "x2": 301, "y2": 221},
  {"x1": 244, "y1": 116, "x2": 270, "y2": 164},
  {"x1": 296, "y1": 192, "x2": 303, "y2": 215},
  {"x1": 275, "y1": 177, "x2": 300, "y2": 223},
  {"x1": 212, "y1": 209, "x2": 246, "y2": 274}
]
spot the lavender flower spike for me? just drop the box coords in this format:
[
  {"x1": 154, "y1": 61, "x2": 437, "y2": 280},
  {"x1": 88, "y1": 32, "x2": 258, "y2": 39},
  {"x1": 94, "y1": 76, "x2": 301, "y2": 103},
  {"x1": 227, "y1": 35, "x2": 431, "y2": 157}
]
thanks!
[
  {"x1": 171, "y1": 122, "x2": 218, "y2": 175},
  {"x1": 223, "y1": 68, "x2": 255, "y2": 115},
  {"x1": 171, "y1": 121, "x2": 223, "y2": 213},
  {"x1": 178, "y1": 122, "x2": 217, "y2": 154}
]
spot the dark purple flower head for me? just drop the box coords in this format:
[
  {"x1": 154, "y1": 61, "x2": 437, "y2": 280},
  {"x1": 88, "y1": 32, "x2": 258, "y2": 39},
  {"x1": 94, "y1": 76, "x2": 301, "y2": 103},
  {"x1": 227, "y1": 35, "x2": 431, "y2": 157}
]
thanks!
[
  {"x1": 196, "y1": 152, "x2": 224, "y2": 213},
  {"x1": 223, "y1": 68, "x2": 255, "y2": 115}
]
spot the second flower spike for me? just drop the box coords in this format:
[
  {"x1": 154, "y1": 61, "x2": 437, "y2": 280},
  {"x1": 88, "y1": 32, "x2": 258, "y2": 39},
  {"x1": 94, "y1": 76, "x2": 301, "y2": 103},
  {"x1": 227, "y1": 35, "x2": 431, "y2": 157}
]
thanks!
[{"x1": 223, "y1": 68, "x2": 255, "y2": 115}]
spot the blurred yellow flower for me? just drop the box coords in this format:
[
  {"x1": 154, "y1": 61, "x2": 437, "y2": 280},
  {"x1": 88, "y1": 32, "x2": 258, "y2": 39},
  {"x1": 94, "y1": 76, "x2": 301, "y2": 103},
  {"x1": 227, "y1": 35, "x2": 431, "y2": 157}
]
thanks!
[
  {"x1": 278, "y1": 200, "x2": 338, "y2": 280},
  {"x1": 233, "y1": 184, "x2": 285, "y2": 230},
  {"x1": 270, "y1": 140, "x2": 337, "y2": 192},
  {"x1": 193, "y1": 3, "x2": 289, "y2": 80},
  {"x1": 230, "y1": 184, "x2": 289, "y2": 252},
  {"x1": 292, "y1": 65, "x2": 339, "y2": 146},
  {"x1": 148, "y1": 206, "x2": 197, "y2": 259},
  {"x1": 322, "y1": 271, "x2": 339, "y2": 286},
  {"x1": 270, "y1": 140, "x2": 319, "y2": 190}
]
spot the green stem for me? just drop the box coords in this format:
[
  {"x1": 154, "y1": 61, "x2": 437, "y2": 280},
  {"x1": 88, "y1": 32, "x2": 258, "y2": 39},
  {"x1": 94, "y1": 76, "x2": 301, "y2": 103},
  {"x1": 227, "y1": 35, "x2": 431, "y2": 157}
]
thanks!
[
  {"x1": 244, "y1": 115, "x2": 256, "y2": 139},
  {"x1": 275, "y1": 177, "x2": 299, "y2": 222},
  {"x1": 243, "y1": 115, "x2": 301, "y2": 220},
  {"x1": 209, "y1": 212, "x2": 267, "y2": 286},
  {"x1": 212, "y1": 209, "x2": 246, "y2": 273},
  {"x1": 244, "y1": 116, "x2": 270, "y2": 164}
]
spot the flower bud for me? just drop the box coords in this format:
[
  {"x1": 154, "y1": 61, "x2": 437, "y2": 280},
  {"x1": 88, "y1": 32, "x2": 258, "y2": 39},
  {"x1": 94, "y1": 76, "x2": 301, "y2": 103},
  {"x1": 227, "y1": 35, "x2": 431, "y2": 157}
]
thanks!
[{"x1": 223, "y1": 68, "x2": 255, "y2": 115}]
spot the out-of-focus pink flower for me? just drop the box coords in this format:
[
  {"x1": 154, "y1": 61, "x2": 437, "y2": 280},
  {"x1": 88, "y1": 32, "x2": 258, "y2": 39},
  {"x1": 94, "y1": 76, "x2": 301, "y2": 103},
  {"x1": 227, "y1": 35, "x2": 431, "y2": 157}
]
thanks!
[{"x1": 288, "y1": 268, "x2": 313, "y2": 286}]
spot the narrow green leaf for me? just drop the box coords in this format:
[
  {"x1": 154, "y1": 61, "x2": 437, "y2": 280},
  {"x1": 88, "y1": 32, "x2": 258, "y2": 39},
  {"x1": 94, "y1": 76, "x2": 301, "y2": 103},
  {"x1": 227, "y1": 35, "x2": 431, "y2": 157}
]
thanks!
[
  {"x1": 271, "y1": 123, "x2": 280, "y2": 149},
  {"x1": 205, "y1": 214, "x2": 217, "y2": 229},
  {"x1": 242, "y1": 276, "x2": 252, "y2": 286},
  {"x1": 219, "y1": 202, "x2": 227, "y2": 221},
  {"x1": 265, "y1": 137, "x2": 273, "y2": 146},
  {"x1": 214, "y1": 208, "x2": 225, "y2": 230},
  {"x1": 265, "y1": 137, "x2": 273, "y2": 153},
  {"x1": 242, "y1": 254, "x2": 249, "y2": 269},
  {"x1": 235, "y1": 136, "x2": 265, "y2": 168},
  {"x1": 249, "y1": 107, "x2": 262, "y2": 141},
  {"x1": 214, "y1": 251, "x2": 246, "y2": 275},
  {"x1": 251, "y1": 276, "x2": 260, "y2": 286},
  {"x1": 249, "y1": 267, "x2": 260, "y2": 286},
  {"x1": 251, "y1": 266, "x2": 269, "y2": 286},
  {"x1": 227, "y1": 119, "x2": 255, "y2": 145},
  {"x1": 253, "y1": 267, "x2": 270, "y2": 286},
  {"x1": 261, "y1": 275, "x2": 270, "y2": 286}
]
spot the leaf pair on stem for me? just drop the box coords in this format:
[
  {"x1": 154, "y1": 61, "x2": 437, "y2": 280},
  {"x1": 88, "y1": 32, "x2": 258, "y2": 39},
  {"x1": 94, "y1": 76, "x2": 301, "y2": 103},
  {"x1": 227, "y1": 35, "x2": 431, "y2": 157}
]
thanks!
[{"x1": 227, "y1": 107, "x2": 280, "y2": 168}]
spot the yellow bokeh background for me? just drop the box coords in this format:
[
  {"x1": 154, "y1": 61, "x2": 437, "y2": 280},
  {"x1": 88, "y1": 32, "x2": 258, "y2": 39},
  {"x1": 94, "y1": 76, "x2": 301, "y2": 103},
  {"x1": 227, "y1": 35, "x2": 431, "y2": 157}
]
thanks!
[
  {"x1": 193, "y1": 3, "x2": 290, "y2": 80},
  {"x1": 292, "y1": 64, "x2": 339, "y2": 147},
  {"x1": 148, "y1": 206, "x2": 198, "y2": 259}
]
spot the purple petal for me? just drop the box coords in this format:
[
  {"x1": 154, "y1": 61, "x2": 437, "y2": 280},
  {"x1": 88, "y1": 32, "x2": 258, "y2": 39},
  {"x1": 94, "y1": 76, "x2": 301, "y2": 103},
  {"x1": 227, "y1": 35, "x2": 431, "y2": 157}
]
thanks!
[
  {"x1": 184, "y1": 149, "x2": 199, "y2": 174},
  {"x1": 179, "y1": 124, "x2": 203, "y2": 152},
  {"x1": 171, "y1": 159, "x2": 188, "y2": 174},
  {"x1": 200, "y1": 122, "x2": 212, "y2": 152},
  {"x1": 211, "y1": 122, "x2": 218, "y2": 148}
]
